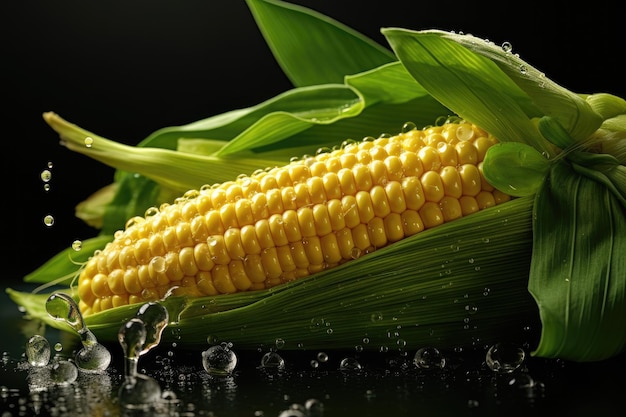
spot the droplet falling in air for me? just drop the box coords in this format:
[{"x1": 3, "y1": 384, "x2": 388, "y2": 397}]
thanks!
[
  {"x1": 202, "y1": 343, "x2": 238, "y2": 376},
  {"x1": 43, "y1": 215, "x2": 55, "y2": 227},
  {"x1": 45, "y1": 292, "x2": 111, "y2": 372},
  {"x1": 25, "y1": 335, "x2": 50, "y2": 367},
  {"x1": 40, "y1": 169, "x2": 52, "y2": 183}
]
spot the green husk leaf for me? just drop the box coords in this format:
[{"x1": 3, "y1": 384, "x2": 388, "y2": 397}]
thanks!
[
  {"x1": 447, "y1": 35, "x2": 602, "y2": 144},
  {"x1": 585, "y1": 93, "x2": 626, "y2": 121},
  {"x1": 43, "y1": 112, "x2": 286, "y2": 194},
  {"x1": 244, "y1": 0, "x2": 395, "y2": 87},
  {"x1": 213, "y1": 84, "x2": 363, "y2": 156},
  {"x1": 482, "y1": 142, "x2": 550, "y2": 197},
  {"x1": 537, "y1": 116, "x2": 578, "y2": 149},
  {"x1": 382, "y1": 28, "x2": 550, "y2": 154},
  {"x1": 9, "y1": 197, "x2": 539, "y2": 350},
  {"x1": 23, "y1": 235, "x2": 113, "y2": 285},
  {"x1": 529, "y1": 160, "x2": 626, "y2": 361}
]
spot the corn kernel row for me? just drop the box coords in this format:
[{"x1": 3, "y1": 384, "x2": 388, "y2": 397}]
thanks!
[{"x1": 77, "y1": 121, "x2": 511, "y2": 315}]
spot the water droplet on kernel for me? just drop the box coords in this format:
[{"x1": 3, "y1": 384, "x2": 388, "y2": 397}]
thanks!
[
  {"x1": 402, "y1": 121, "x2": 417, "y2": 133},
  {"x1": 150, "y1": 256, "x2": 167, "y2": 273}
]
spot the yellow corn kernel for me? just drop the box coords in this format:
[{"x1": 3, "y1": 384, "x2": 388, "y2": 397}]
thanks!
[{"x1": 76, "y1": 120, "x2": 513, "y2": 315}]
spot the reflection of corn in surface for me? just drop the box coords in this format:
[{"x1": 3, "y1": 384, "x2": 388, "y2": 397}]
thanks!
[{"x1": 78, "y1": 121, "x2": 511, "y2": 315}]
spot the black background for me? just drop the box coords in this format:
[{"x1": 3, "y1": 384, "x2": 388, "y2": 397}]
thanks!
[{"x1": 2, "y1": 0, "x2": 624, "y2": 285}]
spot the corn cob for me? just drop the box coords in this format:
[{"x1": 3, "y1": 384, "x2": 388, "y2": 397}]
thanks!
[{"x1": 77, "y1": 120, "x2": 512, "y2": 316}]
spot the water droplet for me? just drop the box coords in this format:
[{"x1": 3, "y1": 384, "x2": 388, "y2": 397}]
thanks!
[
  {"x1": 118, "y1": 373, "x2": 163, "y2": 410},
  {"x1": 25, "y1": 335, "x2": 50, "y2": 367},
  {"x1": 50, "y1": 360, "x2": 78, "y2": 385},
  {"x1": 260, "y1": 351, "x2": 285, "y2": 370},
  {"x1": 501, "y1": 41, "x2": 513, "y2": 52},
  {"x1": 317, "y1": 352, "x2": 328, "y2": 363},
  {"x1": 350, "y1": 247, "x2": 362, "y2": 259},
  {"x1": 84, "y1": 136, "x2": 94, "y2": 147},
  {"x1": 275, "y1": 338, "x2": 285, "y2": 349},
  {"x1": 370, "y1": 312, "x2": 383, "y2": 322},
  {"x1": 305, "y1": 398, "x2": 324, "y2": 417},
  {"x1": 71, "y1": 240, "x2": 82, "y2": 251},
  {"x1": 40, "y1": 169, "x2": 52, "y2": 183},
  {"x1": 54, "y1": 343, "x2": 63, "y2": 352},
  {"x1": 150, "y1": 256, "x2": 167, "y2": 273},
  {"x1": 485, "y1": 342, "x2": 525, "y2": 373},
  {"x1": 402, "y1": 121, "x2": 417, "y2": 133},
  {"x1": 202, "y1": 343, "x2": 238, "y2": 376},
  {"x1": 519, "y1": 64, "x2": 528, "y2": 75},
  {"x1": 339, "y1": 357, "x2": 362, "y2": 371},
  {"x1": 464, "y1": 304, "x2": 478, "y2": 314},
  {"x1": 413, "y1": 347, "x2": 446, "y2": 370},
  {"x1": 43, "y1": 215, "x2": 55, "y2": 227},
  {"x1": 309, "y1": 317, "x2": 326, "y2": 332},
  {"x1": 278, "y1": 408, "x2": 307, "y2": 417}
]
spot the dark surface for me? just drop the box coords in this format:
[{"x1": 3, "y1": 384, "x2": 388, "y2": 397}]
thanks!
[{"x1": 2, "y1": 1, "x2": 625, "y2": 416}]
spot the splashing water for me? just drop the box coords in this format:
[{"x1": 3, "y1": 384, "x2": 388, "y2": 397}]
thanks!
[
  {"x1": 45, "y1": 292, "x2": 111, "y2": 372},
  {"x1": 135, "y1": 302, "x2": 169, "y2": 355},
  {"x1": 24, "y1": 334, "x2": 79, "y2": 389},
  {"x1": 118, "y1": 316, "x2": 164, "y2": 408}
]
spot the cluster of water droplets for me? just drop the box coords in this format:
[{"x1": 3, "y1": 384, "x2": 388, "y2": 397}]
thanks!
[
  {"x1": 40, "y1": 161, "x2": 55, "y2": 227},
  {"x1": 18, "y1": 292, "x2": 112, "y2": 395},
  {"x1": 24, "y1": 334, "x2": 79, "y2": 389}
]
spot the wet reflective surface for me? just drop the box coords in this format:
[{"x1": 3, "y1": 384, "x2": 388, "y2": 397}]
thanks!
[{"x1": 2, "y1": 287, "x2": 625, "y2": 417}]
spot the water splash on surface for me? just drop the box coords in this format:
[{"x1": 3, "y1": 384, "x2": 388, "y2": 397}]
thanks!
[
  {"x1": 45, "y1": 292, "x2": 111, "y2": 372},
  {"x1": 117, "y1": 301, "x2": 179, "y2": 411}
]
